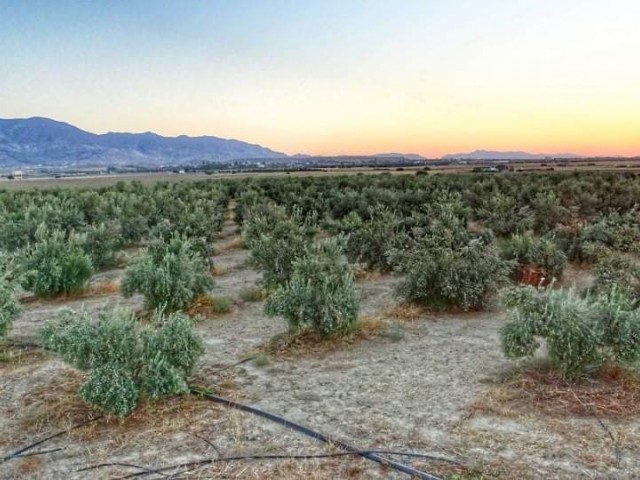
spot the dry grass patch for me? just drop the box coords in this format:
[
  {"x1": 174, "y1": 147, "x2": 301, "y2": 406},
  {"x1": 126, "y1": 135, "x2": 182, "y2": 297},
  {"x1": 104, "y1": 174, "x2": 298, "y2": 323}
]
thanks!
[
  {"x1": 175, "y1": 455, "x2": 373, "y2": 479},
  {"x1": 238, "y1": 286, "x2": 265, "y2": 302},
  {"x1": 19, "y1": 369, "x2": 92, "y2": 432},
  {"x1": 15, "y1": 364, "x2": 241, "y2": 445},
  {"x1": 357, "y1": 315, "x2": 387, "y2": 334},
  {"x1": 385, "y1": 303, "x2": 425, "y2": 321},
  {"x1": 186, "y1": 294, "x2": 234, "y2": 317},
  {"x1": 257, "y1": 316, "x2": 397, "y2": 359},
  {"x1": 217, "y1": 236, "x2": 244, "y2": 253},
  {"x1": 471, "y1": 363, "x2": 640, "y2": 420},
  {"x1": 88, "y1": 279, "x2": 121, "y2": 296},
  {"x1": 417, "y1": 461, "x2": 496, "y2": 480},
  {"x1": 353, "y1": 267, "x2": 384, "y2": 281},
  {"x1": 19, "y1": 279, "x2": 121, "y2": 305},
  {"x1": 211, "y1": 264, "x2": 230, "y2": 276},
  {"x1": 14, "y1": 456, "x2": 43, "y2": 476},
  {"x1": 0, "y1": 345, "x2": 49, "y2": 372}
]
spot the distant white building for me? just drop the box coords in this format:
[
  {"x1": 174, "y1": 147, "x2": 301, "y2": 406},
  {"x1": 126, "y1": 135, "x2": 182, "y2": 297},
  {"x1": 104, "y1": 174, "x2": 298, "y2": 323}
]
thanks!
[{"x1": 11, "y1": 170, "x2": 24, "y2": 179}]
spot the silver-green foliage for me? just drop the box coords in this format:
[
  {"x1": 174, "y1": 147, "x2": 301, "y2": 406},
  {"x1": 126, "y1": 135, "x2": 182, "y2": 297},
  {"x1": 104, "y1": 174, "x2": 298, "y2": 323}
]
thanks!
[
  {"x1": 501, "y1": 286, "x2": 640, "y2": 379},
  {"x1": 243, "y1": 208, "x2": 313, "y2": 290},
  {"x1": 478, "y1": 192, "x2": 533, "y2": 236},
  {"x1": 41, "y1": 308, "x2": 204, "y2": 416},
  {"x1": 337, "y1": 206, "x2": 401, "y2": 272},
  {"x1": 81, "y1": 222, "x2": 125, "y2": 269},
  {"x1": 21, "y1": 226, "x2": 94, "y2": 297},
  {"x1": 391, "y1": 205, "x2": 510, "y2": 310},
  {"x1": 592, "y1": 252, "x2": 640, "y2": 299},
  {"x1": 121, "y1": 235, "x2": 214, "y2": 312},
  {"x1": 265, "y1": 238, "x2": 359, "y2": 337},
  {"x1": 0, "y1": 252, "x2": 21, "y2": 339}
]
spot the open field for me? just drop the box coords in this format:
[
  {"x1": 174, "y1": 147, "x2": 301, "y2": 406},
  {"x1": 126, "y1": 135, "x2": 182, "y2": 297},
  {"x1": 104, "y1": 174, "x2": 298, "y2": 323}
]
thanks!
[
  {"x1": 2, "y1": 172, "x2": 640, "y2": 479},
  {"x1": 0, "y1": 169, "x2": 412, "y2": 191},
  {"x1": 3, "y1": 159, "x2": 640, "y2": 191}
]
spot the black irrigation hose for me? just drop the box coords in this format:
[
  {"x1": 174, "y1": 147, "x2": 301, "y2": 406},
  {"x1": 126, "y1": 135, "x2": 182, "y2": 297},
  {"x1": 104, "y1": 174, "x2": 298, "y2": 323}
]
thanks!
[
  {"x1": 12, "y1": 447, "x2": 65, "y2": 459},
  {"x1": 210, "y1": 356, "x2": 255, "y2": 375},
  {"x1": 79, "y1": 450, "x2": 459, "y2": 478},
  {"x1": 76, "y1": 462, "x2": 168, "y2": 477},
  {"x1": 189, "y1": 387, "x2": 443, "y2": 480},
  {"x1": 0, "y1": 416, "x2": 103, "y2": 464}
]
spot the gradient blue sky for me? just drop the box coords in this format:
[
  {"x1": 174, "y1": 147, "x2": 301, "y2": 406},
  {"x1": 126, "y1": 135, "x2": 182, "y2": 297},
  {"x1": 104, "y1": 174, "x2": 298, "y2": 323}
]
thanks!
[{"x1": 1, "y1": 1, "x2": 639, "y2": 157}]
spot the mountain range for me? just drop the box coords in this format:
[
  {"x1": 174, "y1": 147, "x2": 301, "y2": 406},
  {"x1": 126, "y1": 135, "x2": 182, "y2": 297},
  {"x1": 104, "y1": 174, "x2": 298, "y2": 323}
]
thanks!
[
  {"x1": 0, "y1": 117, "x2": 287, "y2": 168},
  {"x1": 442, "y1": 149, "x2": 581, "y2": 160},
  {"x1": 1, "y1": 117, "x2": 589, "y2": 169}
]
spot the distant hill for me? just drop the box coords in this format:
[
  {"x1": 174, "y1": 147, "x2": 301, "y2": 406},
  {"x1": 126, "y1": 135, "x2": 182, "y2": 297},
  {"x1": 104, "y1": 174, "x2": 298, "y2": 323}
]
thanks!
[
  {"x1": 290, "y1": 152, "x2": 426, "y2": 160},
  {"x1": 0, "y1": 117, "x2": 287, "y2": 167},
  {"x1": 373, "y1": 153, "x2": 427, "y2": 161},
  {"x1": 442, "y1": 150, "x2": 582, "y2": 160}
]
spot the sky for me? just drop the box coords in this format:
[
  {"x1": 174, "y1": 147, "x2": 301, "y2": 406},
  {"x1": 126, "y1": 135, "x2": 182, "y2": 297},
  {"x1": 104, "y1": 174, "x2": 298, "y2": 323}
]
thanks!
[{"x1": 1, "y1": 0, "x2": 639, "y2": 158}]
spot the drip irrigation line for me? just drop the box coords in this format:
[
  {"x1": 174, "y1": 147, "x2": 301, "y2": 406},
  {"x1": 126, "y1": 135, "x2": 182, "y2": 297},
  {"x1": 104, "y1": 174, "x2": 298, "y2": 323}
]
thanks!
[
  {"x1": 569, "y1": 387, "x2": 622, "y2": 464},
  {"x1": 76, "y1": 462, "x2": 168, "y2": 477},
  {"x1": 210, "y1": 356, "x2": 255, "y2": 375},
  {"x1": 78, "y1": 450, "x2": 458, "y2": 478},
  {"x1": 189, "y1": 386, "x2": 443, "y2": 480},
  {"x1": 12, "y1": 447, "x2": 64, "y2": 459},
  {"x1": 0, "y1": 416, "x2": 103, "y2": 464},
  {"x1": 192, "y1": 433, "x2": 224, "y2": 458}
]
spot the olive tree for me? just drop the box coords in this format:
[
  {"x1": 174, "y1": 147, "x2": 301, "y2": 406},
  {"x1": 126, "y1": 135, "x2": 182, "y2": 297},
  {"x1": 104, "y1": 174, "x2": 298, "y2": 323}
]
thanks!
[
  {"x1": 21, "y1": 226, "x2": 94, "y2": 297},
  {"x1": 390, "y1": 205, "x2": 510, "y2": 310},
  {"x1": 265, "y1": 238, "x2": 359, "y2": 337},
  {"x1": 121, "y1": 235, "x2": 214, "y2": 312},
  {"x1": 501, "y1": 286, "x2": 640, "y2": 379},
  {"x1": 41, "y1": 307, "x2": 204, "y2": 416},
  {"x1": 243, "y1": 208, "x2": 314, "y2": 290},
  {"x1": 334, "y1": 206, "x2": 402, "y2": 272},
  {"x1": 0, "y1": 252, "x2": 21, "y2": 340}
]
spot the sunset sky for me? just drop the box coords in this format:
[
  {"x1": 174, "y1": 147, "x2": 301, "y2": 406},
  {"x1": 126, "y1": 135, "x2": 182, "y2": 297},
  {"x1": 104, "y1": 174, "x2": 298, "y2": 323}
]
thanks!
[{"x1": 1, "y1": 1, "x2": 639, "y2": 158}]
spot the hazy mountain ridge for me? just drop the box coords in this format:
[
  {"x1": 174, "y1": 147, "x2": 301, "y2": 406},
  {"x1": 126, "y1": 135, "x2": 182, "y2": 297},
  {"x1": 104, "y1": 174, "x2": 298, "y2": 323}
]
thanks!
[
  {"x1": 1, "y1": 117, "x2": 592, "y2": 169},
  {"x1": 373, "y1": 153, "x2": 427, "y2": 160},
  {"x1": 442, "y1": 149, "x2": 582, "y2": 160},
  {"x1": 0, "y1": 117, "x2": 287, "y2": 167}
]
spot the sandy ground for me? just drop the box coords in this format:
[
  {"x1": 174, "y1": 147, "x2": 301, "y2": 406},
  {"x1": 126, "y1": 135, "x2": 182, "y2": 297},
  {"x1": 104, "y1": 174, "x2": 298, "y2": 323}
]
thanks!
[{"x1": 1, "y1": 219, "x2": 639, "y2": 479}]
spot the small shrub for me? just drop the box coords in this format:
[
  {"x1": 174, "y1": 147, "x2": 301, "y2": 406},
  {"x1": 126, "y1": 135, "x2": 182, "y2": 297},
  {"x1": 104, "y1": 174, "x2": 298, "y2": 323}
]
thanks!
[
  {"x1": 121, "y1": 235, "x2": 214, "y2": 312},
  {"x1": 41, "y1": 307, "x2": 204, "y2": 416},
  {"x1": 0, "y1": 252, "x2": 21, "y2": 340},
  {"x1": 265, "y1": 238, "x2": 359, "y2": 337},
  {"x1": 384, "y1": 323, "x2": 405, "y2": 342},
  {"x1": 501, "y1": 286, "x2": 640, "y2": 380},
  {"x1": 210, "y1": 296, "x2": 233, "y2": 314},
  {"x1": 21, "y1": 226, "x2": 94, "y2": 297},
  {"x1": 253, "y1": 354, "x2": 271, "y2": 367},
  {"x1": 238, "y1": 287, "x2": 265, "y2": 302}
]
